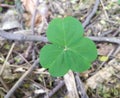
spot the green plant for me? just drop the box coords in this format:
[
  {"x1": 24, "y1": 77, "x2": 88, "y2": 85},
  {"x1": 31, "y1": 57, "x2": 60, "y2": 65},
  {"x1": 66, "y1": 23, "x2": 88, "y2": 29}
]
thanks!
[
  {"x1": 119, "y1": 0, "x2": 120, "y2": 4},
  {"x1": 0, "y1": 7, "x2": 3, "y2": 12},
  {"x1": 39, "y1": 16, "x2": 97, "y2": 77}
]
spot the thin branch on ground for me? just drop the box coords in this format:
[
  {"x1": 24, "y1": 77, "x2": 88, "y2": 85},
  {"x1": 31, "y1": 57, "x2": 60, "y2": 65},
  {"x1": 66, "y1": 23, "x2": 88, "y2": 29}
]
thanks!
[
  {"x1": 0, "y1": 43, "x2": 15, "y2": 76},
  {"x1": 0, "y1": 77, "x2": 9, "y2": 91},
  {"x1": 48, "y1": 81, "x2": 65, "y2": 97},
  {"x1": 1, "y1": 30, "x2": 120, "y2": 44},
  {"x1": 88, "y1": 36, "x2": 120, "y2": 44},
  {"x1": 0, "y1": 4, "x2": 14, "y2": 8},
  {"x1": 31, "y1": 0, "x2": 39, "y2": 34},
  {"x1": 75, "y1": 73, "x2": 89, "y2": 98},
  {"x1": 25, "y1": 0, "x2": 39, "y2": 58},
  {"x1": 82, "y1": 0, "x2": 100, "y2": 28},
  {"x1": 99, "y1": 29, "x2": 114, "y2": 37},
  {"x1": 4, "y1": 59, "x2": 39, "y2": 98},
  {"x1": 100, "y1": 0, "x2": 109, "y2": 19},
  {"x1": 0, "y1": 30, "x2": 48, "y2": 42},
  {"x1": 113, "y1": 45, "x2": 120, "y2": 56},
  {"x1": 17, "y1": 53, "x2": 32, "y2": 66},
  {"x1": 0, "y1": 43, "x2": 15, "y2": 98}
]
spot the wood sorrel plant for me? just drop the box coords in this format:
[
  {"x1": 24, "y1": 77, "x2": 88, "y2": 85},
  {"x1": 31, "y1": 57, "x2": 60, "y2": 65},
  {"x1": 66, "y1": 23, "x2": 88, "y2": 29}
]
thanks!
[{"x1": 39, "y1": 16, "x2": 97, "y2": 77}]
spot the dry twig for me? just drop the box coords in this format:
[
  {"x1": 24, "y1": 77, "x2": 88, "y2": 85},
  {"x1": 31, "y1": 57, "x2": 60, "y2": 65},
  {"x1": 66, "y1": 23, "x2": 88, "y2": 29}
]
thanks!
[
  {"x1": 4, "y1": 59, "x2": 39, "y2": 98},
  {"x1": 0, "y1": 4, "x2": 14, "y2": 8},
  {"x1": 1, "y1": 30, "x2": 120, "y2": 44},
  {"x1": 0, "y1": 43, "x2": 15, "y2": 76},
  {"x1": 83, "y1": 0, "x2": 100, "y2": 28},
  {"x1": 100, "y1": 0, "x2": 109, "y2": 19},
  {"x1": 75, "y1": 73, "x2": 89, "y2": 98}
]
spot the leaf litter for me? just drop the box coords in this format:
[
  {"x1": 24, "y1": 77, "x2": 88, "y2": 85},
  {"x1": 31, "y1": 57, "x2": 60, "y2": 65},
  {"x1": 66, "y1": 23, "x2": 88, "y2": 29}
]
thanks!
[{"x1": 0, "y1": 0, "x2": 120, "y2": 98}]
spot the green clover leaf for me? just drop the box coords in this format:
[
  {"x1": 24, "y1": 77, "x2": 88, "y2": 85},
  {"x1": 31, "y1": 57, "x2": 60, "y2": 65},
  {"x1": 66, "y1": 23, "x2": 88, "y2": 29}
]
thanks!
[{"x1": 39, "y1": 16, "x2": 97, "y2": 77}]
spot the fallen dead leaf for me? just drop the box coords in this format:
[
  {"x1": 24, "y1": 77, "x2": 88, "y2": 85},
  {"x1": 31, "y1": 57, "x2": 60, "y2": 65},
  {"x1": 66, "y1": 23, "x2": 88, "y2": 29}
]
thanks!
[
  {"x1": 86, "y1": 58, "x2": 120, "y2": 89},
  {"x1": 21, "y1": 0, "x2": 48, "y2": 27}
]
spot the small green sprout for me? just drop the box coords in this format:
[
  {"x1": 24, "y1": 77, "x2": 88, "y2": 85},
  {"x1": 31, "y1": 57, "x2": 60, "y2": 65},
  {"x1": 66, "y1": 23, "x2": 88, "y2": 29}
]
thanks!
[{"x1": 39, "y1": 16, "x2": 97, "y2": 77}]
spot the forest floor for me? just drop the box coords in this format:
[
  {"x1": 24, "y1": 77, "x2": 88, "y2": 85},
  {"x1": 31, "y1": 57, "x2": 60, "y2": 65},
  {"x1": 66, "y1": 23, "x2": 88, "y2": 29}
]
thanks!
[{"x1": 0, "y1": 0, "x2": 120, "y2": 98}]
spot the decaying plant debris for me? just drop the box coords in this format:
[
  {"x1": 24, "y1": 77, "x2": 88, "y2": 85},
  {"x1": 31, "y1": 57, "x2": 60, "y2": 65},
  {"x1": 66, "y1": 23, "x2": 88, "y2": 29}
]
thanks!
[{"x1": 0, "y1": 0, "x2": 120, "y2": 98}]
